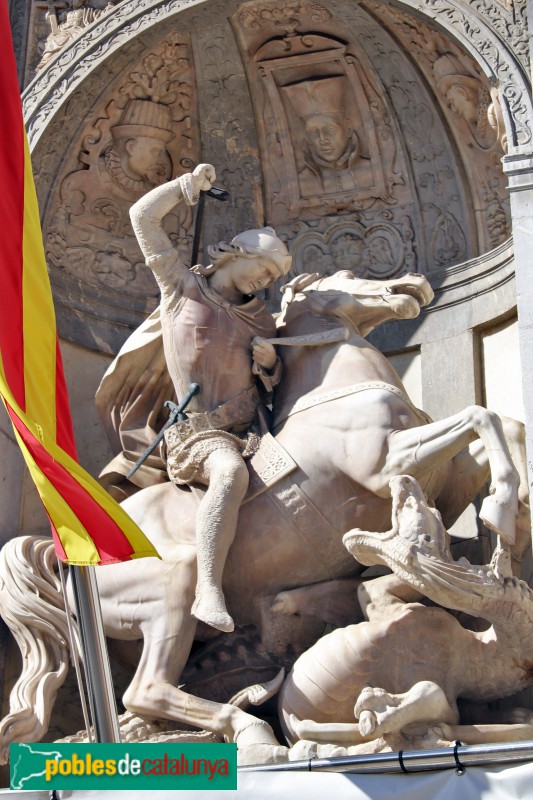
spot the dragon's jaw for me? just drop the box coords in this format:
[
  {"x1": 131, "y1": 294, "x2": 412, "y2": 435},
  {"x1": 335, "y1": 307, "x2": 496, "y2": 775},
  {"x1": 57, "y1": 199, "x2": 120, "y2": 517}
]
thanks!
[
  {"x1": 344, "y1": 474, "x2": 452, "y2": 572},
  {"x1": 343, "y1": 475, "x2": 533, "y2": 629}
]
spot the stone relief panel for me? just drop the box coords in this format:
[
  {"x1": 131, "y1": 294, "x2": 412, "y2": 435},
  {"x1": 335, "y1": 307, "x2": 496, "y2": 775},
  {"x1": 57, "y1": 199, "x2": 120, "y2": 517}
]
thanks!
[
  {"x1": 44, "y1": 32, "x2": 200, "y2": 352},
  {"x1": 339, "y1": 1, "x2": 476, "y2": 270},
  {"x1": 35, "y1": 1, "x2": 120, "y2": 73},
  {"x1": 22, "y1": 0, "x2": 532, "y2": 163},
  {"x1": 25, "y1": 0, "x2": 522, "y2": 348},
  {"x1": 409, "y1": 0, "x2": 531, "y2": 150},
  {"x1": 364, "y1": 1, "x2": 511, "y2": 253},
  {"x1": 232, "y1": 0, "x2": 409, "y2": 225}
]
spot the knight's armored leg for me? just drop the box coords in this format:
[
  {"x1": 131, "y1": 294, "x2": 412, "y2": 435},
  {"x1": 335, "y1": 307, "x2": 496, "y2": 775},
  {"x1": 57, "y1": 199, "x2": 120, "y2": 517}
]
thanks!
[{"x1": 192, "y1": 448, "x2": 249, "y2": 632}]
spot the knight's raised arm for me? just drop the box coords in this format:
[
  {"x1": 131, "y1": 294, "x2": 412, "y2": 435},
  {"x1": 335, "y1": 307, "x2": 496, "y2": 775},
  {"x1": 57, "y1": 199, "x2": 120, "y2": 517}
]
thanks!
[{"x1": 129, "y1": 163, "x2": 216, "y2": 265}]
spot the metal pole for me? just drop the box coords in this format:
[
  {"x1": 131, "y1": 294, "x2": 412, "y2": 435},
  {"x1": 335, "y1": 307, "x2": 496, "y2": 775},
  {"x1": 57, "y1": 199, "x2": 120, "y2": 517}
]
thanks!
[
  {"x1": 69, "y1": 564, "x2": 121, "y2": 743},
  {"x1": 239, "y1": 740, "x2": 533, "y2": 775},
  {"x1": 58, "y1": 561, "x2": 93, "y2": 742}
]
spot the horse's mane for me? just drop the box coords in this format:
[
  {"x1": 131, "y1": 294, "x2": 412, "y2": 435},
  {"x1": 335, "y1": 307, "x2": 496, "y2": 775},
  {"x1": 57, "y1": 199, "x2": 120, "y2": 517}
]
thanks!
[
  {"x1": 278, "y1": 271, "x2": 355, "y2": 333},
  {"x1": 280, "y1": 272, "x2": 322, "y2": 309}
]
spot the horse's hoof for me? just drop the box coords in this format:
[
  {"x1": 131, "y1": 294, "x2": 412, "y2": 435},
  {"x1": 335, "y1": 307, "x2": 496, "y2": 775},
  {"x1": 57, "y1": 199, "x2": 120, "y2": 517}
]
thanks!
[{"x1": 480, "y1": 495, "x2": 516, "y2": 545}]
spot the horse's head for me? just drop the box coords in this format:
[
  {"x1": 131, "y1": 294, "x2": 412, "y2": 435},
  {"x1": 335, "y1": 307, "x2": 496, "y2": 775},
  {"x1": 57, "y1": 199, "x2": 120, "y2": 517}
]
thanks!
[{"x1": 281, "y1": 271, "x2": 434, "y2": 336}]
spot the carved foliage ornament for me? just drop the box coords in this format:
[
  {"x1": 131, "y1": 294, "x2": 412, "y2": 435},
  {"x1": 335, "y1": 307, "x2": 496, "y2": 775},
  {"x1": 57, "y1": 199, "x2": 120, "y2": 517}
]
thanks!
[{"x1": 236, "y1": 1, "x2": 331, "y2": 30}]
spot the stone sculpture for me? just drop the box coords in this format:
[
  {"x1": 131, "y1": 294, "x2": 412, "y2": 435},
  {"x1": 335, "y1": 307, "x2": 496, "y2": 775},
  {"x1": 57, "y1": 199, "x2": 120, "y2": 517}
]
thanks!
[
  {"x1": 129, "y1": 163, "x2": 291, "y2": 632},
  {"x1": 58, "y1": 98, "x2": 176, "y2": 220},
  {"x1": 279, "y1": 474, "x2": 533, "y2": 756},
  {"x1": 434, "y1": 53, "x2": 505, "y2": 152},
  {"x1": 0, "y1": 268, "x2": 528, "y2": 764},
  {"x1": 49, "y1": 96, "x2": 180, "y2": 301},
  {"x1": 37, "y1": 0, "x2": 117, "y2": 71}
]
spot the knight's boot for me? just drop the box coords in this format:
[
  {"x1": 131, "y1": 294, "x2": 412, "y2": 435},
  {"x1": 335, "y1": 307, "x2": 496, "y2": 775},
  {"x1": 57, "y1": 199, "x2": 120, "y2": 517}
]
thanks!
[{"x1": 192, "y1": 586, "x2": 234, "y2": 633}]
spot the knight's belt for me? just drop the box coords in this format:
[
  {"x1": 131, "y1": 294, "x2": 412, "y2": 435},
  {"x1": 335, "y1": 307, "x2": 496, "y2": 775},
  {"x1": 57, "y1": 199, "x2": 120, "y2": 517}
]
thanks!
[{"x1": 169, "y1": 385, "x2": 260, "y2": 441}]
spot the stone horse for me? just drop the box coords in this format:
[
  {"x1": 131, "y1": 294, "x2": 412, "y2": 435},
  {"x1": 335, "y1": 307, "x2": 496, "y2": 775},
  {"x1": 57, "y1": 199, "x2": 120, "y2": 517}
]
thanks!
[{"x1": 0, "y1": 271, "x2": 527, "y2": 762}]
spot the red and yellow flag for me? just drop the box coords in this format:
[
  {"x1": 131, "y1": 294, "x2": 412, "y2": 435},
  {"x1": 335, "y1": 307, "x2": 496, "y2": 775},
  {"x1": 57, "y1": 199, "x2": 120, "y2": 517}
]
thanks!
[{"x1": 0, "y1": 3, "x2": 159, "y2": 565}]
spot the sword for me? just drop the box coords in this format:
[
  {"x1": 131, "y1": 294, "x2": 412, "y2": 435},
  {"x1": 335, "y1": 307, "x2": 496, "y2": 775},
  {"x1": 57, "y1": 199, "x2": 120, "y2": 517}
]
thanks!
[{"x1": 126, "y1": 382, "x2": 200, "y2": 479}]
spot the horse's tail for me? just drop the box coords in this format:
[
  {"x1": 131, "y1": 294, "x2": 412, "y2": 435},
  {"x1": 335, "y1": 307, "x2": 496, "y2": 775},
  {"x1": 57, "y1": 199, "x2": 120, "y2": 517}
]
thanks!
[{"x1": 0, "y1": 535, "x2": 71, "y2": 764}]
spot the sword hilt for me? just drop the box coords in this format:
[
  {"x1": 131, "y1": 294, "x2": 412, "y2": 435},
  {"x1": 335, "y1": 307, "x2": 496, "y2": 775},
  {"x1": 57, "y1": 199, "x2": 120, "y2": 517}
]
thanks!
[{"x1": 126, "y1": 383, "x2": 200, "y2": 479}]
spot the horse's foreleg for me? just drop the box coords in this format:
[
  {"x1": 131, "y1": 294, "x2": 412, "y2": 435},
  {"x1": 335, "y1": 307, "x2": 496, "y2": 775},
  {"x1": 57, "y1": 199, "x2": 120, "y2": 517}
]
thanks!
[
  {"x1": 382, "y1": 406, "x2": 519, "y2": 543},
  {"x1": 123, "y1": 617, "x2": 279, "y2": 748},
  {"x1": 437, "y1": 417, "x2": 530, "y2": 572},
  {"x1": 434, "y1": 441, "x2": 489, "y2": 531},
  {"x1": 500, "y1": 417, "x2": 530, "y2": 566}
]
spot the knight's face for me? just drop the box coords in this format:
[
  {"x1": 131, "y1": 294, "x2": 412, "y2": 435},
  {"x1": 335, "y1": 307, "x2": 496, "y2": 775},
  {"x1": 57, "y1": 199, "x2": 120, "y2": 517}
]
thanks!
[{"x1": 229, "y1": 256, "x2": 280, "y2": 296}]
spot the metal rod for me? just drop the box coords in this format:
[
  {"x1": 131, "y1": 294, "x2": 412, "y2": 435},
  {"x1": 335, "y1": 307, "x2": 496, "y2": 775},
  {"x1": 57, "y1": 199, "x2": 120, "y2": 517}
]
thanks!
[
  {"x1": 69, "y1": 565, "x2": 121, "y2": 743},
  {"x1": 191, "y1": 191, "x2": 206, "y2": 267},
  {"x1": 239, "y1": 740, "x2": 533, "y2": 775},
  {"x1": 58, "y1": 561, "x2": 93, "y2": 742},
  {"x1": 191, "y1": 186, "x2": 229, "y2": 267}
]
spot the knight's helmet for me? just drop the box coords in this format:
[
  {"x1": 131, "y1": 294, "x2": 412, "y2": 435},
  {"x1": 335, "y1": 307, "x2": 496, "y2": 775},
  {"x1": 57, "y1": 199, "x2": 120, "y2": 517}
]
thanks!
[{"x1": 230, "y1": 228, "x2": 292, "y2": 277}]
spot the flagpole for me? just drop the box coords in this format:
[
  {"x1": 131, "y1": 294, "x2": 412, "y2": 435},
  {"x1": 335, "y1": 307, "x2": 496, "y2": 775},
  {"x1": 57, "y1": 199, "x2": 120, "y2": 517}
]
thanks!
[{"x1": 70, "y1": 565, "x2": 121, "y2": 743}]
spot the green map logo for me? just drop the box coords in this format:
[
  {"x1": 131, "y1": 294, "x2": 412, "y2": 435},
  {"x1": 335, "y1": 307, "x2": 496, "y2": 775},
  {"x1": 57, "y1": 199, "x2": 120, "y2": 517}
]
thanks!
[{"x1": 11, "y1": 742, "x2": 237, "y2": 790}]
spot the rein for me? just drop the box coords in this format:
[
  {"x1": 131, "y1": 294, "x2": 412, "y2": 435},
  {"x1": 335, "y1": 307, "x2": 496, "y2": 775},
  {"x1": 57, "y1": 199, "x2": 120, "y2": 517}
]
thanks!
[{"x1": 260, "y1": 326, "x2": 349, "y2": 348}]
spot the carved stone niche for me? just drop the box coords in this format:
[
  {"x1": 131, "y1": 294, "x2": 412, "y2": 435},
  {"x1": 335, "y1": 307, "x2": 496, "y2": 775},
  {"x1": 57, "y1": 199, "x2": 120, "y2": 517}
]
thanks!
[
  {"x1": 231, "y1": 1, "x2": 407, "y2": 226},
  {"x1": 32, "y1": 0, "x2": 520, "y2": 345},
  {"x1": 44, "y1": 32, "x2": 200, "y2": 353}
]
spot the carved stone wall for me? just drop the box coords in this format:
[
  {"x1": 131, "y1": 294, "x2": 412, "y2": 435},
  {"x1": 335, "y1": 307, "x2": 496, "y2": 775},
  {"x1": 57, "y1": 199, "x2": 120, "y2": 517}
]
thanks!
[
  {"x1": 23, "y1": 0, "x2": 526, "y2": 352},
  {"x1": 191, "y1": 15, "x2": 263, "y2": 245},
  {"x1": 8, "y1": 0, "x2": 31, "y2": 85}
]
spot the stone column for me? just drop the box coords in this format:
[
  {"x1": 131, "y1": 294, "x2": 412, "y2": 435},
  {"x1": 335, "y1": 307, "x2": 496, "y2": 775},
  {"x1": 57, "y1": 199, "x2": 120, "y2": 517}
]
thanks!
[
  {"x1": 420, "y1": 330, "x2": 480, "y2": 421},
  {"x1": 503, "y1": 152, "x2": 533, "y2": 507},
  {"x1": 420, "y1": 331, "x2": 484, "y2": 547}
]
